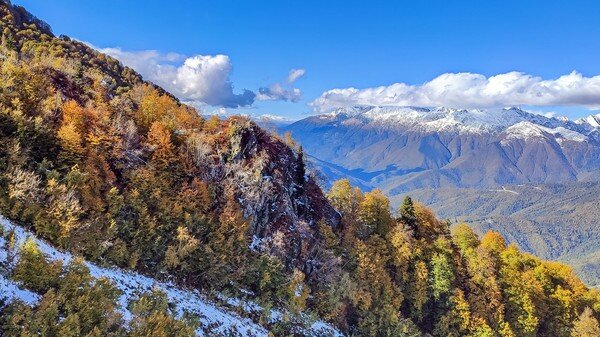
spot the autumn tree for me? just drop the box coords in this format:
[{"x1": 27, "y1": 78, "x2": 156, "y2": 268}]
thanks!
[
  {"x1": 358, "y1": 189, "x2": 393, "y2": 238},
  {"x1": 571, "y1": 307, "x2": 600, "y2": 337},
  {"x1": 147, "y1": 121, "x2": 177, "y2": 171},
  {"x1": 451, "y1": 223, "x2": 480, "y2": 253}
]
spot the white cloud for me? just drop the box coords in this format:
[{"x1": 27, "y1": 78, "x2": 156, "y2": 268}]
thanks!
[
  {"x1": 172, "y1": 55, "x2": 255, "y2": 107},
  {"x1": 311, "y1": 71, "x2": 600, "y2": 112},
  {"x1": 287, "y1": 68, "x2": 306, "y2": 84},
  {"x1": 257, "y1": 114, "x2": 292, "y2": 122},
  {"x1": 257, "y1": 83, "x2": 302, "y2": 102},
  {"x1": 95, "y1": 46, "x2": 255, "y2": 108},
  {"x1": 257, "y1": 68, "x2": 305, "y2": 102}
]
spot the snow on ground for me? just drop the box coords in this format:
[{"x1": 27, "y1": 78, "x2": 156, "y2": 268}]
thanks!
[
  {"x1": 503, "y1": 121, "x2": 588, "y2": 143},
  {"x1": 488, "y1": 186, "x2": 520, "y2": 195},
  {"x1": 0, "y1": 216, "x2": 342, "y2": 336},
  {"x1": 0, "y1": 216, "x2": 268, "y2": 336},
  {"x1": 0, "y1": 275, "x2": 40, "y2": 305}
]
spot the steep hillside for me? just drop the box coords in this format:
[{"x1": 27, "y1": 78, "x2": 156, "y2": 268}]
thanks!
[
  {"x1": 3, "y1": 2, "x2": 600, "y2": 336},
  {"x1": 0, "y1": 216, "x2": 340, "y2": 336},
  {"x1": 0, "y1": 0, "x2": 336, "y2": 270},
  {"x1": 0, "y1": 0, "x2": 338, "y2": 333}
]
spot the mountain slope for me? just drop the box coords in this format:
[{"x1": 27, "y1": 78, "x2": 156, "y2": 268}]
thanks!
[
  {"x1": 0, "y1": 0, "x2": 337, "y2": 270},
  {"x1": 3, "y1": 2, "x2": 600, "y2": 336},
  {"x1": 0, "y1": 0, "x2": 339, "y2": 334},
  {"x1": 0, "y1": 216, "x2": 340, "y2": 336},
  {"x1": 285, "y1": 106, "x2": 600, "y2": 285},
  {"x1": 285, "y1": 106, "x2": 600, "y2": 192}
]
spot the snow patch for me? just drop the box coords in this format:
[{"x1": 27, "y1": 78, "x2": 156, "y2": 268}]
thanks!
[
  {"x1": 0, "y1": 216, "x2": 343, "y2": 336},
  {"x1": 0, "y1": 216, "x2": 268, "y2": 336},
  {"x1": 503, "y1": 121, "x2": 587, "y2": 142},
  {"x1": 0, "y1": 275, "x2": 40, "y2": 306},
  {"x1": 576, "y1": 114, "x2": 600, "y2": 128}
]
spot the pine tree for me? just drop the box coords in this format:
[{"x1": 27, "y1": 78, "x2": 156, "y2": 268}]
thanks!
[
  {"x1": 296, "y1": 146, "x2": 306, "y2": 186},
  {"x1": 400, "y1": 196, "x2": 418, "y2": 236},
  {"x1": 12, "y1": 238, "x2": 61, "y2": 293}
]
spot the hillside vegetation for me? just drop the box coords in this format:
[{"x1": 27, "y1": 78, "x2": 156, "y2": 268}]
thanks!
[
  {"x1": 288, "y1": 101, "x2": 600, "y2": 287},
  {"x1": 1, "y1": 1, "x2": 600, "y2": 336},
  {"x1": 395, "y1": 183, "x2": 600, "y2": 287}
]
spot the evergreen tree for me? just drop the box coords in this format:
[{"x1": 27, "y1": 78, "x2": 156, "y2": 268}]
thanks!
[
  {"x1": 296, "y1": 146, "x2": 306, "y2": 186},
  {"x1": 400, "y1": 196, "x2": 418, "y2": 236},
  {"x1": 12, "y1": 238, "x2": 61, "y2": 293}
]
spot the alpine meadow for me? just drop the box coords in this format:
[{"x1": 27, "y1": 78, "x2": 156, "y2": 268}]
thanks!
[{"x1": 2, "y1": 1, "x2": 600, "y2": 337}]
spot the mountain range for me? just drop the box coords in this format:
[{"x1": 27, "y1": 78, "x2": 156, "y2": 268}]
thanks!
[
  {"x1": 285, "y1": 106, "x2": 600, "y2": 285},
  {"x1": 286, "y1": 106, "x2": 600, "y2": 192}
]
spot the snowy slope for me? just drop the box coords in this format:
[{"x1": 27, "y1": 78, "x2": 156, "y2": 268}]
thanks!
[
  {"x1": 0, "y1": 216, "x2": 342, "y2": 337},
  {"x1": 576, "y1": 113, "x2": 600, "y2": 128},
  {"x1": 502, "y1": 121, "x2": 588, "y2": 143},
  {"x1": 0, "y1": 275, "x2": 40, "y2": 305},
  {"x1": 319, "y1": 106, "x2": 597, "y2": 137}
]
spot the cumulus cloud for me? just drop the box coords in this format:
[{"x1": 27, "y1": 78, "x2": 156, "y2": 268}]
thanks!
[
  {"x1": 257, "y1": 84, "x2": 302, "y2": 102},
  {"x1": 96, "y1": 46, "x2": 255, "y2": 108},
  {"x1": 257, "y1": 68, "x2": 305, "y2": 102},
  {"x1": 311, "y1": 71, "x2": 600, "y2": 112},
  {"x1": 172, "y1": 55, "x2": 255, "y2": 107}
]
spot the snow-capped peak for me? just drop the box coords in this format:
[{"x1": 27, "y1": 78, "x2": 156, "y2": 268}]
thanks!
[
  {"x1": 305, "y1": 105, "x2": 600, "y2": 144},
  {"x1": 502, "y1": 121, "x2": 587, "y2": 143},
  {"x1": 320, "y1": 106, "x2": 569, "y2": 134},
  {"x1": 576, "y1": 113, "x2": 600, "y2": 128}
]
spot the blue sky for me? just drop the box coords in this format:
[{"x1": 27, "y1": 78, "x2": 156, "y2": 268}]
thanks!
[{"x1": 14, "y1": 0, "x2": 600, "y2": 120}]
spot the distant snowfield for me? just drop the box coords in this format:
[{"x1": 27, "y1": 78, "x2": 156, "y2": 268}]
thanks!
[
  {"x1": 321, "y1": 106, "x2": 598, "y2": 138},
  {"x1": 0, "y1": 216, "x2": 341, "y2": 337}
]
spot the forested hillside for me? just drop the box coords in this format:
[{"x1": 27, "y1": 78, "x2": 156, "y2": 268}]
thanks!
[
  {"x1": 286, "y1": 99, "x2": 600, "y2": 287},
  {"x1": 1, "y1": 1, "x2": 600, "y2": 336},
  {"x1": 394, "y1": 183, "x2": 600, "y2": 287}
]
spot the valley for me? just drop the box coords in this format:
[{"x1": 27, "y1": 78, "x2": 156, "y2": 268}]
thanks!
[{"x1": 286, "y1": 106, "x2": 600, "y2": 285}]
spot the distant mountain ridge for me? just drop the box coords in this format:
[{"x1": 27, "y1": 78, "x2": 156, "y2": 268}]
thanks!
[
  {"x1": 285, "y1": 105, "x2": 600, "y2": 285},
  {"x1": 577, "y1": 113, "x2": 600, "y2": 128},
  {"x1": 285, "y1": 106, "x2": 600, "y2": 192}
]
